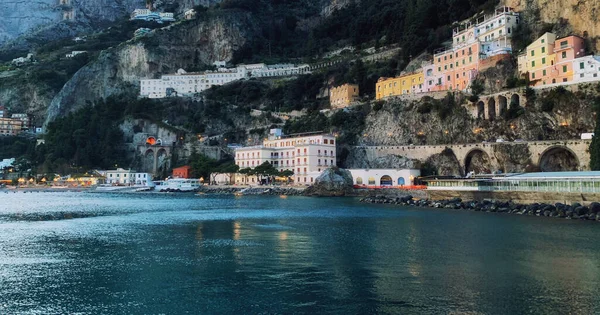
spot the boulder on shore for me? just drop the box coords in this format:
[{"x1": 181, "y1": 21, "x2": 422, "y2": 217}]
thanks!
[{"x1": 303, "y1": 167, "x2": 354, "y2": 197}]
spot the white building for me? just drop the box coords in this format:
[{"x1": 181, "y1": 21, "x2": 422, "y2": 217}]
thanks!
[
  {"x1": 0, "y1": 158, "x2": 15, "y2": 170},
  {"x1": 573, "y1": 55, "x2": 600, "y2": 84},
  {"x1": 348, "y1": 169, "x2": 421, "y2": 187},
  {"x1": 11, "y1": 53, "x2": 33, "y2": 66},
  {"x1": 130, "y1": 9, "x2": 174, "y2": 23},
  {"x1": 105, "y1": 168, "x2": 153, "y2": 185},
  {"x1": 140, "y1": 63, "x2": 311, "y2": 99},
  {"x1": 234, "y1": 129, "x2": 337, "y2": 185},
  {"x1": 184, "y1": 9, "x2": 197, "y2": 20},
  {"x1": 66, "y1": 51, "x2": 86, "y2": 58}
]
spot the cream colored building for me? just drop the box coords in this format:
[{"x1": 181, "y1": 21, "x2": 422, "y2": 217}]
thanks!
[
  {"x1": 106, "y1": 168, "x2": 153, "y2": 185},
  {"x1": 330, "y1": 84, "x2": 359, "y2": 108},
  {"x1": 235, "y1": 129, "x2": 336, "y2": 185}
]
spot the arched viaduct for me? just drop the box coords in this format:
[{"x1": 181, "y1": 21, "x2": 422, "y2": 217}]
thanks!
[
  {"x1": 468, "y1": 89, "x2": 527, "y2": 120},
  {"x1": 137, "y1": 145, "x2": 172, "y2": 175},
  {"x1": 354, "y1": 140, "x2": 591, "y2": 175}
]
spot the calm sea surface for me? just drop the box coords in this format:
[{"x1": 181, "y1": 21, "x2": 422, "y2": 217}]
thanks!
[{"x1": 0, "y1": 191, "x2": 599, "y2": 314}]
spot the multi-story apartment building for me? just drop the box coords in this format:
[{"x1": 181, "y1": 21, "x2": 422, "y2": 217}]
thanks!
[
  {"x1": 234, "y1": 129, "x2": 336, "y2": 185},
  {"x1": 330, "y1": 84, "x2": 359, "y2": 108},
  {"x1": 11, "y1": 114, "x2": 33, "y2": 130},
  {"x1": 376, "y1": 6, "x2": 519, "y2": 99},
  {"x1": 518, "y1": 33, "x2": 588, "y2": 86},
  {"x1": 0, "y1": 118, "x2": 23, "y2": 136},
  {"x1": 140, "y1": 63, "x2": 310, "y2": 99}
]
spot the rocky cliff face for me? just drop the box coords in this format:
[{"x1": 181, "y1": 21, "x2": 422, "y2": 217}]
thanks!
[
  {"x1": 0, "y1": 0, "x2": 146, "y2": 46},
  {"x1": 45, "y1": 11, "x2": 259, "y2": 124},
  {"x1": 503, "y1": 0, "x2": 600, "y2": 50}
]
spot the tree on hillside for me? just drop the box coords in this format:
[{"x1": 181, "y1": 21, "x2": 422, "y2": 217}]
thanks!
[
  {"x1": 589, "y1": 96, "x2": 600, "y2": 170},
  {"x1": 189, "y1": 153, "x2": 218, "y2": 181},
  {"x1": 254, "y1": 161, "x2": 278, "y2": 184}
]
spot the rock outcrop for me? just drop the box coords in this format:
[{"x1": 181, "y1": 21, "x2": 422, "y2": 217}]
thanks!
[
  {"x1": 0, "y1": 0, "x2": 145, "y2": 46},
  {"x1": 303, "y1": 167, "x2": 354, "y2": 196},
  {"x1": 503, "y1": 0, "x2": 600, "y2": 50},
  {"x1": 44, "y1": 10, "x2": 258, "y2": 125}
]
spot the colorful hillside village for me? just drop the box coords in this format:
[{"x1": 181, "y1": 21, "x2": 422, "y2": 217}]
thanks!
[{"x1": 318, "y1": 6, "x2": 600, "y2": 103}]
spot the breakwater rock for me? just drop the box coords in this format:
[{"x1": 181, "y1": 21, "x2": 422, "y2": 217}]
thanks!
[{"x1": 360, "y1": 196, "x2": 600, "y2": 222}]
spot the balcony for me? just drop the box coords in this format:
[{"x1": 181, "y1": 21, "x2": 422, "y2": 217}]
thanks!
[{"x1": 554, "y1": 44, "x2": 574, "y2": 52}]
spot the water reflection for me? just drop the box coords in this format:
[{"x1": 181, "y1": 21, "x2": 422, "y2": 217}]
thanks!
[{"x1": 0, "y1": 193, "x2": 598, "y2": 314}]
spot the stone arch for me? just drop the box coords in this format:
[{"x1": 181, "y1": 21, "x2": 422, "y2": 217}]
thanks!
[
  {"x1": 477, "y1": 101, "x2": 484, "y2": 119},
  {"x1": 398, "y1": 177, "x2": 405, "y2": 186},
  {"x1": 143, "y1": 149, "x2": 155, "y2": 173},
  {"x1": 538, "y1": 146, "x2": 580, "y2": 172},
  {"x1": 487, "y1": 97, "x2": 496, "y2": 121},
  {"x1": 356, "y1": 177, "x2": 363, "y2": 185},
  {"x1": 425, "y1": 148, "x2": 464, "y2": 177},
  {"x1": 380, "y1": 175, "x2": 393, "y2": 186},
  {"x1": 368, "y1": 177, "x2": 376, "y2": 185},
  {"x1": 156, "y1": 148, "x2": 169, "y2": 175},
  {"x1": 464, "y1": 149, "x2": 492, "y2": 174},
  {"x1": 510, "y1": 94, "x2": 520, "y2": 107},
  {"x1": 498, "y1": 96, "x2": 507, "y2": 117}
]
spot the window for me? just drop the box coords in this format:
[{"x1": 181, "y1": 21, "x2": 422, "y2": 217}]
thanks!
[
  {"x1": 543, "y1": 69, "x2": 546, "y2": 76},
  {"x1": 541, "y1": 38, "x2": 545, "y2": 44},
  {"x1": 532, "y1": 72, "x2": 536, "y2": 79},
  {"x1": 580, "y1": 62, "x2": 585, "y2": 70},
  {"x1": 541, "y1": 47, "x2": 545, "y2": 53},
  {"x1": 531, "y1": 50, "x2": 535, "y2": 56},
  {"x1": 563, "y1": 65, "x2": 568, "y2": 73},
  {"x1": 531, "y1": 61, "x2": 535, "y2": 67},
  {"x1": 562, "y1": 51, "x2": 567, "y2": 59}
]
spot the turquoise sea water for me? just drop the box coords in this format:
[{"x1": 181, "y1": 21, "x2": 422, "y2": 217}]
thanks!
[{"x1": 0, "y1": 192, "x2": 599, "y2": 314}]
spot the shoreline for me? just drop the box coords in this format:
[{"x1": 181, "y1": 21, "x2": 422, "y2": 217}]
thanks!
[{"x1": 361, "y1": 195, "x2": 600, "y2": 222}]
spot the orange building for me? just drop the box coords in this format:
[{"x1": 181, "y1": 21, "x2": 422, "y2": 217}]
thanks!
[
  {"x1": 0, "y1": 118, "x2": 23, "y2": 136},
  {"x1": 330, "y1": 84, "x2": 359, "y2": 108},
  {"x1": 172, "y1": 165, "x2": 192, "y2": 178}
]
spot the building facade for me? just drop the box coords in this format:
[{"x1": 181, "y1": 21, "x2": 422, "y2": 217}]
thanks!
[
  {"x1": 140, "y1": 63, "x2": 310, "y2": 99},
  {"x1": 0, "y1": 118, "x2": 23, "y2": 136},
  {"x1": 105, "y1": 168, "x2": 153, "y2": 185},
  {"x1": 172, "y1": 165, "x2": 191, "y2": 179},
  {"x1": 130, "y1": 9, "x2": 175, "y2": 23},
  {"x1": 348, "y1": 169, "x2": 421, "y2": 187},
  {"x1": 376, "y1": 6, "x2": 519, "y2": 99},
  {"x1": 234, "y1": 129, "x2": 336, "y2": 185},
  {"x1": 10, "y1": 114, "x2": 33, "y2": 130},
  {"x1": 517, "y1": 33, "x2": 592, "y2": 87},
  {"x1": 330, "y1": 84, "x2": 359, "y2": 108}
]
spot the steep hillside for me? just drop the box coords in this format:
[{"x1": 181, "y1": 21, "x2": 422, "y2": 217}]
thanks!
[
  {"x1": 45, "y1": 10, "x2": 259, "y2": 124},
  {"x1": 0, "y1": 0, "x2": 145, "y2": 46}
]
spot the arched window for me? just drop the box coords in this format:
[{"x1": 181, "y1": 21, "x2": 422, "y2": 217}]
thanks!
[
  {"x1": 356, "y1": 177, "x2": 363, "y2": 185},
  {"x1": 380, "y1": 175, "x2": 393, "y2": 186},
  {"x1": 368, "y1": 177, "x2": 376, "y2": 185}
]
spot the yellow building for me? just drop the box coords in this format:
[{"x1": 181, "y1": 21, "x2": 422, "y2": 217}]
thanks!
[
  {"x1": 375, "y1": 72, "x2": 424, "y2": 100},
  {"x1": 330, "y1": 83, "x2": 359, "y2": 108},
  {"x1": 518, "y1": 33, "x2": 556, "y2": 79}
]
